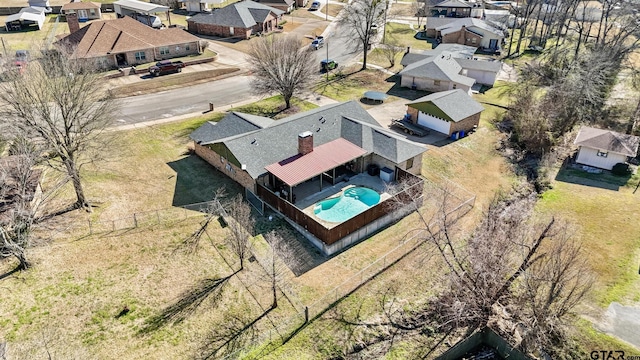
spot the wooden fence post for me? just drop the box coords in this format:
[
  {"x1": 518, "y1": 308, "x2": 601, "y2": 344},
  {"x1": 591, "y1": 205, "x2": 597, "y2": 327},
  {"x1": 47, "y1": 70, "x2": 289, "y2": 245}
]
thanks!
[
  {"x1": 304, "y1": 306, "x2": 309, "y2": 323},
  {"x1": 133, "y1": 213, "x2": 138, "y2": 228}
]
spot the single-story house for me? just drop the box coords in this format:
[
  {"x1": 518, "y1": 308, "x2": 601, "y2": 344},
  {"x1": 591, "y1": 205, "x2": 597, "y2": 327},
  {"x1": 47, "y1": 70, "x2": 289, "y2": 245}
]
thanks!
[
  {"x1": 426, "y1": 17, "x2": 504, "y2": 51},
  {"x1": 432, "y1": 0, "x2": 483, "y2": 18},
  {"x1": 61, "y1": 1, "x2": 102, "y2": 21},
  {"x1": 55, "y1": 16, "x2": 201, "y2": 68},
  {"x1": 405, "y1": 89, "x2": 484, "y2": 136},
  {"x1": 401, "y1": 44, "x2": 502, "y2": 86},
  {"x1": 190, "y1": 101, "x2": 427, "y2": 255},
  {"x1": 113, "y1": 0, "x2": 170, "y2": 23},
  {"x1": 399, "y1": 51, "x2": 476, "y2": 93},
  {"x1": 187, "y1": 0, "x2": 283, "y2": 39},
  {"x1": 4, "y1": 7, "x2": 45, "y2": 31},
  {"x1": 483, "y1": 9, "x2": 515, "y2": 28},
  {"x1": 253, "y1": 0, "x2": 295, "y2": 13},
  {"x1": 574, "y1": 127, "x2": 640, "y2": 171},
  {"x1": 179, "y1": 0, "x2": 224, "y2": 12}
]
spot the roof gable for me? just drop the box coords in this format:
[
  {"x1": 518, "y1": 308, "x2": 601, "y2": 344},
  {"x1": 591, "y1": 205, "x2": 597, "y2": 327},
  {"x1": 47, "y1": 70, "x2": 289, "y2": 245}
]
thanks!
[
  {"x1": 188, "y1": 0, "x2": 282, "y2": 27},
  {"x1": 574, "y1": 127, "x2": 640, "y2": 157},
  {"x1": 400, "y1": 51, "x2": 475, "y2": 86},
  {"x1": 407, "y1": 89, "x2": 484, "y2": 122},
  {"x1": 62, "y1": 1, "x2": 100, "y2": 10}
]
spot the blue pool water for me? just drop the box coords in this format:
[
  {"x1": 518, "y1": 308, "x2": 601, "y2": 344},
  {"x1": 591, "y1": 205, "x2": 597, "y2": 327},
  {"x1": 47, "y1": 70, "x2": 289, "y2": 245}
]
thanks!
[{"x1": 314, "y1": 187, "x2": 381, "y2": 223}]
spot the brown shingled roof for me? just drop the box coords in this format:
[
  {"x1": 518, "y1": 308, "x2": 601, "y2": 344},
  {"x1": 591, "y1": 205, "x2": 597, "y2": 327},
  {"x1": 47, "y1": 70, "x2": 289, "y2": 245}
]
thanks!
[
  {"x1": 61, "y1": 1, "x2": 100, "y2": 10},
  {"x1": 57, "y1": 16, "x2": 200, "y2": 58}
]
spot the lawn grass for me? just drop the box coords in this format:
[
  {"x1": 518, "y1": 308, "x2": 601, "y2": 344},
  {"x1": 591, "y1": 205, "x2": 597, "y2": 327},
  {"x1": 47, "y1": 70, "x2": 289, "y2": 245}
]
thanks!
[
  {"x1": 231, "y1": 95, "x2": 319, "y2": 119},
  {"x1": 312, "y1": 67, "x2": 397, "y2": 102},
  {"x1": 384, "y1": 22, "x2": 432, "y2": 51},
  {"x1": 110, "y1": 67, "x2": 239, "y2": 98},
  {"x1": 319, "y1": 2, "x2": 344, "y2": 18},
  {"x1": 365, "y1": 47, "x2": 405, "y2": 73}
]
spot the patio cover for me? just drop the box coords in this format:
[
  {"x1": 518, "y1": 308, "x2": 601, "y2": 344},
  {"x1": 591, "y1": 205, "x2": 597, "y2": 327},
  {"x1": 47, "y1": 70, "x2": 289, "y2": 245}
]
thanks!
[{"x1": 265, "y1": 138, "x2": 367, "y2": 187}]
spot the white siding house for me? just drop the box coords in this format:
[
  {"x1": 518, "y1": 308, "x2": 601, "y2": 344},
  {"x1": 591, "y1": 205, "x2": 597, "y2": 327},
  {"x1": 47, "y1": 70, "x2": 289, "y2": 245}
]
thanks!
[{"x1": 574, "y1": 127, "x2": 639, "y2": 170}]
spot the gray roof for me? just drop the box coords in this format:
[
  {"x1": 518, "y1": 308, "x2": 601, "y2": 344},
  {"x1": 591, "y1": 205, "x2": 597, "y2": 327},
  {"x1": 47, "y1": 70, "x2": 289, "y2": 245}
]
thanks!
[
  {"x1": 456, "y1": 58, "x2": 502, "y2": 72},
  {"x1": 255, "y1": 0, "x2": 295, "y2": 6},
  {"x1": 399, "y1": 52, "x2": 476, "y2": 86},
  {"x1": 401, "y1": 43, "x2": 477, "y2": 66},
  {"x1": 436, "y1": 18, "x2": 505, "y2": 37},
  {"x1": 190, "y1": 112, "x2": 275, "y2": 145},
  {"x1": 188, "y1": 0, "x2": 283, "y2": 28},
  {"x1": 434, "y1": 0, "x2": 473, "y2": 8},
  {"x1": 425, "y1": 17, "x2": 461, "y2": 30},
  {"x1": 407, "y1": 89, "x2": 484, "y2": 122},
  {"x1": 191, "y1": 101, "x2": 426, "y2": 179},
  {"x1": 574, "y1": 126, "x2": 640, "y2": 157}
]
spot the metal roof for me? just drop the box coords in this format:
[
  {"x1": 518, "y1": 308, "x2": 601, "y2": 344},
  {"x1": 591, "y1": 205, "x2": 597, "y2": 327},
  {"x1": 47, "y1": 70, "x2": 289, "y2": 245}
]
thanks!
[
  {"x1": 113, "y1": 0, "x2": 169, "y2": 13},
  {"x1": 265, "y1": 138, "x2": 367, "y2": 186},
  {"x1": 574, "y1": 127, "x2": 640, "y2": 157}
]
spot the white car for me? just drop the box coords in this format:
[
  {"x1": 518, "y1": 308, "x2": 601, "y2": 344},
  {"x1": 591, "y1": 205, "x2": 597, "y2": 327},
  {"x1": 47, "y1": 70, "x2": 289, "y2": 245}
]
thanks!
[{"x1": 310, "y1": 36, "x2": 324, "y2": 50}]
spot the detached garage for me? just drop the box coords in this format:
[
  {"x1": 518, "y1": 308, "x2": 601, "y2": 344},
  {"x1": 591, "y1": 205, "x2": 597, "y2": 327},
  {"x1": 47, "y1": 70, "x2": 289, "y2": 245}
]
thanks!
[
  {"x1": 405, "y1": 89, "x2": 484, "y2": 136},
  {"x1": 574, "y1": 127, "x2": 639, "y2": 170},
  {"x1": 4, "y1": 7, "x2": 45, "y2": 31}
]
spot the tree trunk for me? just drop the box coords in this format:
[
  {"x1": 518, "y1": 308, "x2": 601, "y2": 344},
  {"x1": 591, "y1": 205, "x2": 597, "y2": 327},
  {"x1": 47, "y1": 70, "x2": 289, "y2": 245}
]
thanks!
[
  {"x1": 16, "y1": 251, "x2": 30, "y2": 270},
  {"x1": 284, "y1": 93, "x2": 292, "y2": 109},
  {"x1": 64, "y1": 156, "x2": 90, "y2": 211},
  {"x1": 362, "y1": 38, "x2": 369, "y2": 71}
]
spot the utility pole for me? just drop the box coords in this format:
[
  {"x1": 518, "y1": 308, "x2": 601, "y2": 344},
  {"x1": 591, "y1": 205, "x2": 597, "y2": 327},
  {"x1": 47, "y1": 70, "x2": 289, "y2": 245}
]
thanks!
[{"x1": 326, "y1": 0, "x2": 328, "y2": 21}]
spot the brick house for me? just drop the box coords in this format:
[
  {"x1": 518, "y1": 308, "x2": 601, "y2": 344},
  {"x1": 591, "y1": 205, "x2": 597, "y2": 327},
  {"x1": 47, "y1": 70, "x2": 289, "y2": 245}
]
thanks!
[
  {"x1": 399, "y1": 51, "x2": 476, "y2": 93},
  {"x1": 61, "y1": 1, "x2": 102, "y2": 21},
  {"x1": 190, "y1": 101, "x2": 426, "y2": 255},
  {"x1": 405, "y1": 89, "x2": 484, "y2": 136},
  {"x1": 55, "y1": 15, "x2": 201, "y2": 68},
  {"x1": 425, "y1": 17, "x2": 504, "y2": 51},
  {"x1": 253, "y1": 0, "x2": 295, "y2": 13},
  {"x1": 431, "y1": 0, "x2": 483, "y2": 18},
  {"x1": 187, "y1": 0, "x2": 283, "y2": 39}
]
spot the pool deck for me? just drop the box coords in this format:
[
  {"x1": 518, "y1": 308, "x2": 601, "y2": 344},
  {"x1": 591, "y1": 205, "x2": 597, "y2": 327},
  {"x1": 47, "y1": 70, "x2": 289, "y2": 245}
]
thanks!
[{"x1": 293, "y1": 173, "x2": 393, "y2": 229}]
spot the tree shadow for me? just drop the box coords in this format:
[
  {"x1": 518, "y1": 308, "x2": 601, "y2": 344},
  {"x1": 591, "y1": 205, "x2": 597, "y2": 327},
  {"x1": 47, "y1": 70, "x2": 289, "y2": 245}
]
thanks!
[
  {"x1": 166, "y1": 155, "x2": 242, "y2": 207},
  {"x1": 0, "y1": 265, "x2": 21, "y2": 281},
  {"x1": 139, "y1": 273, "x2": 237, "y2": 334},
  {"x1": 555, "y1": 163, "x2": 634, "y2": 191}
]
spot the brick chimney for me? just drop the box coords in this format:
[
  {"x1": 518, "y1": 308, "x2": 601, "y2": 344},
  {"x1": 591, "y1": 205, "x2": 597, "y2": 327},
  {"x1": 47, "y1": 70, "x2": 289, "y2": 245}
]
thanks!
[
  {"x1": 67, "y1": 12, "x2": 80, "y2": 34},
  {"x1": 298, "y1": 131, "x2": 313, "y2": 155}
]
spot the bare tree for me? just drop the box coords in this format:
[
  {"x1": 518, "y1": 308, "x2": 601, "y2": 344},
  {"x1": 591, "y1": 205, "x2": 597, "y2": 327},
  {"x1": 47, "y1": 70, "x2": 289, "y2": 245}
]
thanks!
[
  {"x1": 379, "y1": 40, "x2": 403, "y2": 68},
  {"x1": 260, "y1": 231, "x2": 292, "y2": 309},
  {"x1": 224, "y1": 194, "x2": 255, "y2": 271},
  {"x1": 0, "y1": 49, "x2": 117, "y2": 211},
  {"x1": 339, "y1": 0, "x2": 386, "y2": 70},
  {"x1": 0, "y1": 139, "x2": 44, "y2": 270},
  {"x1": 246, "y1": 35, "x2": 316, "y2": 109}
]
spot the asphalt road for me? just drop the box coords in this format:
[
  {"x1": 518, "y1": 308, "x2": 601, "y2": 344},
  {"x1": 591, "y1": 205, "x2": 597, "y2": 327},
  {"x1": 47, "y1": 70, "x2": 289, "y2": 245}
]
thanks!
[
  {"x1": 116, "y1": 22, "x2": 359, "y2": 125},
  {"x1": 115, "y1": 75, "x2": 253, "y2": 124}
]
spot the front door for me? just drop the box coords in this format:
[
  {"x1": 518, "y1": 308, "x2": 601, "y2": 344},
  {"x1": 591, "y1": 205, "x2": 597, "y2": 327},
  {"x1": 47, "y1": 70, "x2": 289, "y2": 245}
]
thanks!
[
  {"x1": 229, "y1": 27, "x2": 234, "y2": 36},
  {"x1": 78, "y1": 9, "x2": 88, "y2": 19}
]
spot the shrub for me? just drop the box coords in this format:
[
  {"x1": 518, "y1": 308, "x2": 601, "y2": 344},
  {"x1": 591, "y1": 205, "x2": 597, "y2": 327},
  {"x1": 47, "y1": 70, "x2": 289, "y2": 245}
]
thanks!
[{"x1": 612, "y1": 162, "x2": 631, "y2": 176}]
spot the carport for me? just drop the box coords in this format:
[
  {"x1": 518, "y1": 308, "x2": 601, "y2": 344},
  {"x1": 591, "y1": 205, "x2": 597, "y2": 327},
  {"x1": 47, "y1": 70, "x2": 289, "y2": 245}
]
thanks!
[
  {"x1": 113, "y1": 0, "x2": 171, "y2": 26},
  {"x1": 4, "y1": 7, "x2": 45, "y2": 31}
]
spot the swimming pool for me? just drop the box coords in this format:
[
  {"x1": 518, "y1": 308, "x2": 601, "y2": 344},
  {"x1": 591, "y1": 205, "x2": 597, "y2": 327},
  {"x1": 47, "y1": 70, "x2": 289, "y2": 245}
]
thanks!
[{"x1": 314, "y1": 187, "x2": 381, "y2": 223}]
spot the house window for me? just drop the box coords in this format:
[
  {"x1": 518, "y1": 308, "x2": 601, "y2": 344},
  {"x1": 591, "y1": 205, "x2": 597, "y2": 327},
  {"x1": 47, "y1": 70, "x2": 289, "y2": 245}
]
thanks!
[
  {"x1": 434, "y1": 80, "x2": 441, "y2": 86},
  {"x1": 406, "y1": 157, "x2": 414, "y2": 169},
  {"x1": 597, "y1": 150, "x2": 608, "y2": 158},
  {"x1": 160, "y1": 47, "x2": 170, "y2": 55},
  {"x1": 185, "y1": 44, "x2": 190, "y2": 51},
  {"x1": 471, "y1": 38, "x2": 476, "y2": 44},
  {"x1": 176, "y1": 46, "x2": 180, "y2": 52},
  {"x1": 134, "y1": 51, "x2": 146, "y2": 61},
  {"x1": 89, "y1": 8, "x2": 95, "y2": 15},
  {"x1": 453, "y1": 83, "x2": 457, "y2": 89}
]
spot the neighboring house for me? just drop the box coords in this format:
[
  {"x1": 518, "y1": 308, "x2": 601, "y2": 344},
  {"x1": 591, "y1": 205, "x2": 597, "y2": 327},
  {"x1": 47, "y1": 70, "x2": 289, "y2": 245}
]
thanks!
[
  {"x1": 61, "y1": 1, "x2": 102, "y2": 21},
  {"x1": 426, "y1": 17, "x2": 504, "y2": 51},
  {"x1": 187, "y1": 0, "x2": 283, "y2": 39},
  {"x1": 401, "y1": 45, "x2": 502, "y2": 87},
  {"x1": 56, "y1": 16, "x2": 200, "y2": 68},
  {"x1": 432, "y1": 0, "x2": 483, "y2": 18},
  {"x1": 179, "y1": 0, "x2": 224, "y2": 12},
  {"x1": 113, "y1": 0, "x2": 170, "y2": 20},
  {"x1": 483, "y1": 9, "x2": 515, "y2": 28},
  {"x1": 253, "y1": 0, "x2": 295, "y2": 13},
  {"x1": 399, "y1": 51, "x2": 476, "y2": 93},
  {"x1": 574, "y1": 127, "x2": 640, "y2": 171},
  {"x1": 28, "y1": 0, "x2": 51, "y2": 11},
  {"x1": 190, "y1": 101, "x2": 426, "y2": 255},
  {"x1": 4, "y1": 7, "x2": 45, "y2": 31},
  {"x1": 405, "y1": 89, "x2": 484, "y2": 136}
]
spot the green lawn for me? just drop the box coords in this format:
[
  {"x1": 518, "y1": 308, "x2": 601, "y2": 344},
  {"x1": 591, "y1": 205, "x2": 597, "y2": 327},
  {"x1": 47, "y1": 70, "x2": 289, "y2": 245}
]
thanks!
[
  {"x1": 232, "y1": 95, "x2": 319, "y2": 119},
  {"x1": 313, "y1": 68, "x2": 397, "y2": 102},
  {"x1": 384, "y1": 22, "x2": 433, "y2": 51}
]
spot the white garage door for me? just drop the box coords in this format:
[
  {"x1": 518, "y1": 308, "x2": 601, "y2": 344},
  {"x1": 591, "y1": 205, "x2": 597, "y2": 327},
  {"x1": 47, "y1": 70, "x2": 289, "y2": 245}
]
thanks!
[
  {"x1": 417, "y1": 112, "x2": 451, "y2": 134},
  {"x1": 466, "y1": 69, "x2": 496, "y2": 86}
]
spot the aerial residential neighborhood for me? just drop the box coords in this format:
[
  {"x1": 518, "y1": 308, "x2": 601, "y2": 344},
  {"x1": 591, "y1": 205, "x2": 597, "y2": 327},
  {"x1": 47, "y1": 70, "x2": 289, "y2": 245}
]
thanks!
[{"x1": 0, "y1": 0, "x2": 639, "y2": 358}]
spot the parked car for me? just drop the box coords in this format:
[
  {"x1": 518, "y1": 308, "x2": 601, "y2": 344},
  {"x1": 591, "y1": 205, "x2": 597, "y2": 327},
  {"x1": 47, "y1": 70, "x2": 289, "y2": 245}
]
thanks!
[
  {"x1": 310, "y1": 36, "x2": 324, "y2": 50},
  {"x1": 134, "y1": 14, "x2": 162, "y2": 28},
  {"x1": 309, "y1": 1, "x2": 320, "y2": 10},
  {"x1": 320, "y1": 59, "x2": 338, "y2": 72},
  {"x1": 149, "y1": 60, "x2": 184, "y2": 76}
]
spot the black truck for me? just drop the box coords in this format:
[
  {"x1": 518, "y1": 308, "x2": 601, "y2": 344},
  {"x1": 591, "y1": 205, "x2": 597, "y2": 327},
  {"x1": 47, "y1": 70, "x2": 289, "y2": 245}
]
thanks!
[{"x1": 149, "y1": 60, "x2": 184, "y2": 77}]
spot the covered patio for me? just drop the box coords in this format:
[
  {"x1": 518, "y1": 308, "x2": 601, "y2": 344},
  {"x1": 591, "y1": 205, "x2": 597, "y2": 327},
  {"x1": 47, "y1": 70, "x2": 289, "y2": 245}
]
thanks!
[{"x1": 264, "y1": 137, "x2": 367, "y2": 205}]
